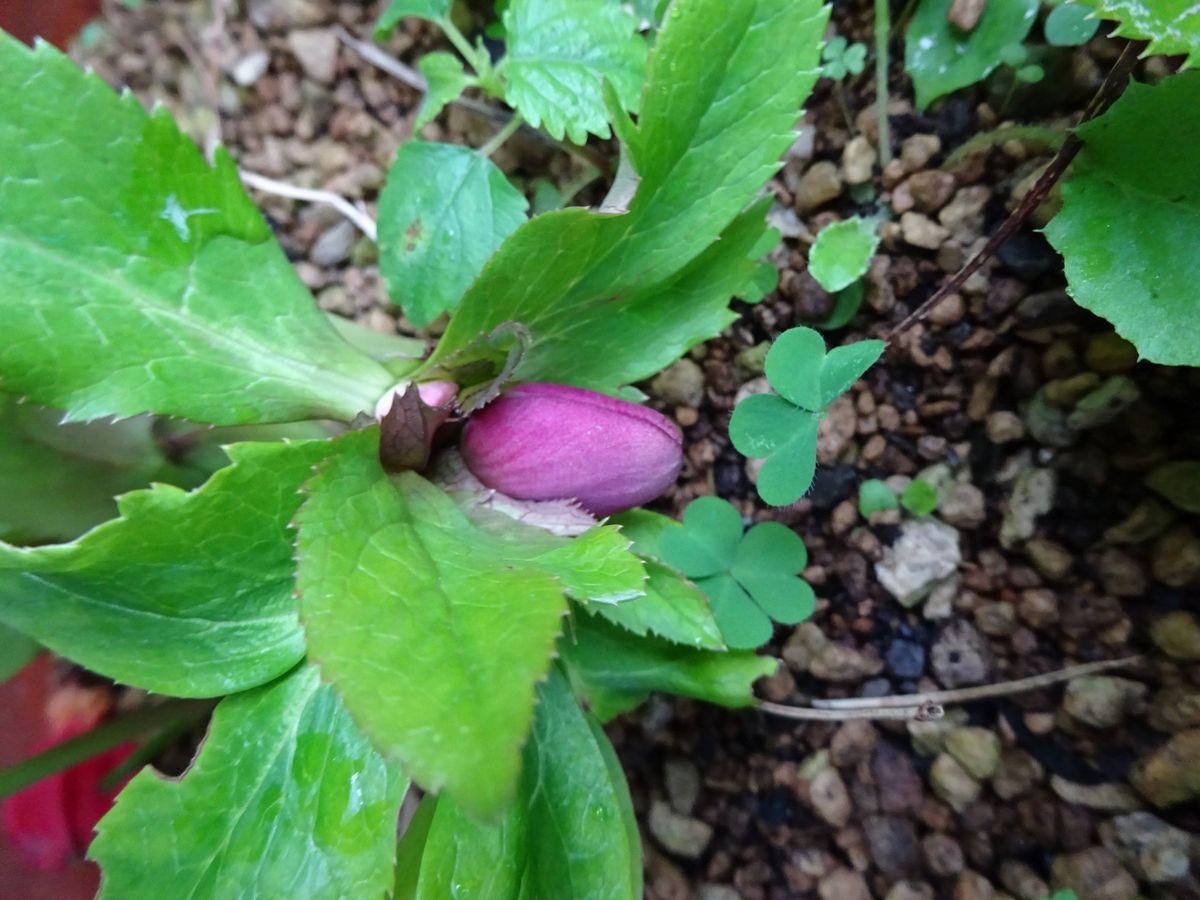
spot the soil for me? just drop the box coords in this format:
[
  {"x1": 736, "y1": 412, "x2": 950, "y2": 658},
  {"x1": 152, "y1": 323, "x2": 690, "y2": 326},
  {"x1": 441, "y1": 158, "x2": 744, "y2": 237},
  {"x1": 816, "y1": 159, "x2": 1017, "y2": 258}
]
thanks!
[{"x1": 15, "y1": 0, "x2": 1200, "y2": 897}]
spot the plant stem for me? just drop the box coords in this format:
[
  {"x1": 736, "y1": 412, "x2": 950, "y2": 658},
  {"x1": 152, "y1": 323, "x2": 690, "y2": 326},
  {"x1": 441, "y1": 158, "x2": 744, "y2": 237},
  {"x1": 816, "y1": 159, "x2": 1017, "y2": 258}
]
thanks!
[
  {"x1": 874, "y1": 0, "x2": 892, "y2": 166},
  {"x1": 479, "y1": 114, "x2": 523, "y2": 158},
  {"x1": 885, "y1": 39, "x2": 1145, "y2": 341},
  {"x1": 240, "y1": 170, "x2": 377, "y2": 241},
  {"x1": 0, "y1": 699, "x2": 216, "y2": 801},
  {"x1": 436, "y1": 17, "x2": 484, "y2": 76},
  {"x1": 759, "y1": 700, "x2": 942, "y2": 722}
]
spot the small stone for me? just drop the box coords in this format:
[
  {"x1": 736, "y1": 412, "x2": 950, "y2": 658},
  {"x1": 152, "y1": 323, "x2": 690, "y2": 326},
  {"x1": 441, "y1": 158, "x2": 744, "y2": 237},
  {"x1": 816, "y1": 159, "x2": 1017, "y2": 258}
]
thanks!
[
  {"x1": 830, "y1": 720, "x2": 878, "y2": 767},
  {"x1": 648, "y1": 800, "x2": 713, "y2": 859},
  {"x1": 1150, "y1": 527, "x2": 1200, "y2": 589},
  {"x1": 986, "y1": 411, "x2": 1025, "y2": 444},
  {"x1": 287, "y1": 28, "x2": 339, "y2": 83},
  {"x1": 1063, "y1": 676, "x2": 1147, "y2": 728},
  {"x1": 922, "y1": 834, "x2": 964, "y2": 876},
  {"x1": 1026, "y1": 538, "x2": 1073, "y2": 581},
  {"x1": 900, "y1": 212, "x2": 950, "y2": 250},
  {"x1": 1085, "y1": 331, "x2": 1139, "y2": 374},
  {"x1": 664, "y1": 758, "x2": 700, "y2": 816},
  {"x1": 873, "y1": 741, "x2": 923, "y2": 814},
  {"x1": 1130, "y1": 729, "x2": 1200, "y2": 807},
  {"x1": 1050, "y1": 776, "x2": 1143, "y2": 812},
  {"x1": 1094, "y1": 548, "x2": 1147, "y2": 597},
  {"x1": 905, "y1": 171, "x2": 957, "y2": 214},
  {"x1": 1066, "y1": 376, "x2": 1140, "y2": 431},
  {"x1": 886, "y1": 639, "x2": 926, "y2": 679},
  {"x1": 953, "y1": 869, "x2": 995, "y2": 900},
  {"x1": 1000, "y1": 468, "x2": 1057, "y2": 549},
  {"x1": 1051, "y1": 847, "x2": 1138, "y2": 900},
  {"x1": 818, "y1": 868, "x2": 871, "y2": 900},
  {"x1": 809, "y1": 766, "x2": 852, "y2": 828},
  {"x1": 1150, "y1": 610, "x2": 1200, "y2": 660},
  {"x1": 1147, "y1": 685, "x2": 1200, "y2": 733},
  {"x1": 783, "y1": 623, "x2": 884, "y2": 682},
  {"x1": 939, "y1": 481, "x2": 987, "y2": 529},
  {"x1": 842, "y1": 135, "x2": 877, "y2": 185},
  {"x1": 939, "y1": 186, "x2": 990, "y2": 240},
  {"x1": 992, "y1": 749, "x2": 1044, "y2": 800},
  {"x1": 931, "y1": 752, "x2": 981, "y2": 812},
  {"x1": 885, "y1": 883, "x2": 934, "y2": 900},
  {"x1": 795, "y1": 161, "x2": 843, "y2": 213},
  {"x1": 945, "y1": 727, "x2": 1001, "y2": 780},
  {"x1": 310, "y1": 220, "x2": 356, "y2": 267},
  {"x1": 931, "y1": 620, "x2": 993, "y2": 688},
  {"x1": 231, "y1": 51, "x2": 270, "y2": 87},
  {"x1": 697, "y1": 886, "x2": 739, "y2": 900},
  {"x1": 1104, "y1": 498, "x2": 1176, "y2": 544},
  {"x1": 1045, "y1": 372, "x2": 1103, "y2": 408},
  {"x1": 1017, "y1": 588, "x2": 1058, "y2": 630},
  {"x1": 974, "y1": 601, "x2": 1017, "y2": 637},
  {"x1": 734, "y1": 342, "x2": 770, "y2": 376},
  {"x1": 817, "y1": 396, "x2": 858, "y2": 463},
  {"x1": 1099, "y1": 811, "x2": 1192, "y2": 883},
  {"x1": 900, "y1": 134, "x2": 941, "y2": 170},
  {"x1": 998, "y1": 859, "x2": 1048, "y2": 900},
  {"x1": 865, "y1": 815, "x2": 920, "y2": 875},
  {"x1": 875, "y1": 519, "x2": 961, "y2": 606},
  {"x1": 650, "y1": 358, "x2": 706, "y2": 407},
  {"x1": 948, "y1": 0, "x2": 987, "y2": 30},
  {"x1": 1024, "y1": 390, "x2": 1077, "y2": 448}
]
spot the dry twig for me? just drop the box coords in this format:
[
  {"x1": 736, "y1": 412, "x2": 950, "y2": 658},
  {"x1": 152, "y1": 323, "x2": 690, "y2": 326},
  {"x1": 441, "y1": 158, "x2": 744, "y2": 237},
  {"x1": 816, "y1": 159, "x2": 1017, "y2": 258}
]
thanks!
[{"x1": 239, "y1": 170, "x2": 378, "y2": 240}]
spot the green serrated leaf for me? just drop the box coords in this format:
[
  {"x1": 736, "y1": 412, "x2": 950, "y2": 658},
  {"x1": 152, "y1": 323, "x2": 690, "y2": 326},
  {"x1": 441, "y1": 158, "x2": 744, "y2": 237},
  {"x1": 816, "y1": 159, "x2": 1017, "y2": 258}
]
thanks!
[
  {"x1": 905, "y1": 0, "x2": 1039, "y2": 109},
  {"x1": 0, "y1": 440, "x2": 328, "y2": 696},
  {"x1": 427, "y1": 0, "x2": 828, "y2": 392},
  {"x1": 375, "y1": 0, "x2": 450, "y2": 39},
  {"x1": 499, "y1": 0, "x2": 647, "y2": 143},
  {"x1": 658, "y1": 496, "x2": 744, "y2": 578},
  {"x1": 0, "y1": 623, "x2": 38, "y2": 683},
  {"x1": 0, "y1": 36, "x2": 393, "y2": 425},
  {"x1": 1044, "y1": 3, "x2": 1101, "y2": 46},
  {"x1": 858, "y1": 478, "x2": 899, "y2": 516},
  {"x1": 561, "y1": 614, "x2": 776, "y2": 720},
  {"x1": 1146, "y1": 460, "x2": 1200, "y2": 513},
  {"x1": 296, "y1": 428, "x2": 643, "y2": 818},
  {"x1": 0, "y1": 396, "x2": 205, "y2": 545},
  {"x1": 415, "y1": 53, "x2": 472, "y2": 128},
  {"x1": 808, "y1": 216, "x2": 880, "y2": 292},
  {"x1": 1076, "y1": 0, "x2": 1200, "y2": 65},
  {"x1": 404, "y1": 669, "x2": 641, "y2": 899},
  {"x1": 91, "y1": 665, "x2": 407, "y2": 900},
  {"x1": 1044, "y1": 74, "x2": 1200, "y2": 366},
  {"x1": 378, "y1": 141, "x2": 528, "y2": 327},
  {"x1": 901, "y1": 479, "x2": 939, "y2": 516}
]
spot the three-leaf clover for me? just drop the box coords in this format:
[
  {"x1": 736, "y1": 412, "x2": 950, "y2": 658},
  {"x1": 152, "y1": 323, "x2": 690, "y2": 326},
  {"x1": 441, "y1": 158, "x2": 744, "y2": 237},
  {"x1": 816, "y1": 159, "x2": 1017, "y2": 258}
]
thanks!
[
  {"x1": 730, "y1": 328, "x2": 885, "y2": 507},
  {"x1": 821, "y1": 35, "x2": 867, "y2": 81},
  {"x1": 659, "y1": 497, "x2": 814, "y2": 649}
]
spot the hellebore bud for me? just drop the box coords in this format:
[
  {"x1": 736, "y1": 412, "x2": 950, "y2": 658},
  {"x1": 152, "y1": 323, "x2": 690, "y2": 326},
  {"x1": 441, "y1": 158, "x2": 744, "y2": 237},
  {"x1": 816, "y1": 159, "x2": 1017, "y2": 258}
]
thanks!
[
  {"x1": 461, "y1": 383, "x2": 683, "y2": 516},
  {"x1": 374, "y1": 380, "x2": 458, "y2": 472}
]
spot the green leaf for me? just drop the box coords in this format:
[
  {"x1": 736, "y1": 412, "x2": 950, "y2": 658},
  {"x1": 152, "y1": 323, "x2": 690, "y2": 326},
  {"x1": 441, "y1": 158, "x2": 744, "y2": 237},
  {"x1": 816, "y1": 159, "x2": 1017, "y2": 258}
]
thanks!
[
  {"x1": 91, "y1": 665, "x2": 407, "y2": 900},
  {"x1": 729, "y1": 393, "x2": 821, "y2": 507},
  {"x1": 1146, "y1": 461, "x2": 1200, "y2": 514},
  {"x1": 905, "y1": 0, "x2": 1039, "y2": 109},
  {"x1": 561, "y1": 614, "x2": 776, "y2": 721},
  {"x1": 762, "y1": 327, "x2": 885, "y2": 411},
  {"x1": 602, "y1": 509, "x2": 725, "y2": 650},
  {"x1": 0, "y1": 36, "x2": 393, "y2": 425},
  {"x1": 295, "y1": 428, "x2": 642, "y2": 819},
  {"x1": 816, "y1": 282, "x2": 867, "y2": 331},
  {"x1": 1076, "y1": 0, "x2": 1200, "y2": 65},
  {"x1": 498, "y1": 0, "x2": 647, "y2": 143},
  {"x1": 808, "y1": 216, "x2": 880, "y2": 292},
  {"x1": 901, "y1": 479, "x2": 939, "y2": 516},
  {"x1": 658, "y1": 497, "x2": 813, "y2": 648},
  {"x1": 820, "y1": 339, "x2": 886, "y2": 406},
  {"x1": 427, "y1": 0, "x2": 828, "y2": 392},
  {"x1": 378, "y1": 141, "x2": 528, "y2": 327},
  {"x1": 0, "y1": 623, "x2": 38, "y2": 683},
  {"x1": 402, "y1": 669, "x2": 641, "y2": 899},
  {"x1": 0, "y1": 396, "x2": 204, "y2": 545},
  {"x1": 0, "y1": 440, "x2": 328, "y2": 697},
  {"x1": 1044, "y1": 74, "x2": 1200, "y2": 366},
  {"x1": 858, "y1": 478, "x2": 899, "y2": 517},
  {"x1": 415, "y1": 53, "x2": 472, "y2": 129},
  {"x1": 1044, "y1": 2, "x2": 1101, "y2": 46},
  {"x1": 375, "y1": 0, "x2": 450, "y2": 39}
]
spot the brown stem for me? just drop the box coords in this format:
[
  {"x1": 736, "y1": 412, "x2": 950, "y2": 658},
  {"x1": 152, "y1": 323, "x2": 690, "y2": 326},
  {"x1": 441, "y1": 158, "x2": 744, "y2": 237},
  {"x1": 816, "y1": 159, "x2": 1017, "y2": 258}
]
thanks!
[
  {"x1": 758, "y1": 700, "x2": 943, "y2": 722},
  {"x1": 884, "y1": 40, "x2": 1146, "y2": 342}
]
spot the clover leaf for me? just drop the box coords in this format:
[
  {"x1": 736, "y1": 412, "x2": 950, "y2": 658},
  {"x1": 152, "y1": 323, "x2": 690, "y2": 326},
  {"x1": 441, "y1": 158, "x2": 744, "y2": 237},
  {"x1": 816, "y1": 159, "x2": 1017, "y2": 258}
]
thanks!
[
  {"x1": 821, "y1": 35, "x2": 867, "y2": 81},
  {"x1": 901, "y1": 479, "x2": 939, "y2": 516},
  {"x1": 730, "y1": 327, "x2": 885, "y2": 506},
  {"x1": 659, "y1": 497, "x2": 814, "y2": 649},
  {"x1": 858, "y1": 479, "x2": 899, "y2": 517}
]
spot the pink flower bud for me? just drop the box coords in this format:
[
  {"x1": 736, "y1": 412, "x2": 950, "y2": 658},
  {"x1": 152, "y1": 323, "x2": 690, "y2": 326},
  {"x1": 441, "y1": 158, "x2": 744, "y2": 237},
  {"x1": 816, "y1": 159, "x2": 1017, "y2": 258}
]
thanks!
[{"x1": 461, "y1": 383, "x2": 683, "y2": 516}]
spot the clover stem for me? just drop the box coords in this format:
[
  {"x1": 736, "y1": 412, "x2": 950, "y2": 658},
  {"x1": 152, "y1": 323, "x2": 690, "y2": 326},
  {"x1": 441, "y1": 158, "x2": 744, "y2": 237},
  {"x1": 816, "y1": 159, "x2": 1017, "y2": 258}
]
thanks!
[
  {"x1": 873, "y1": 0, "x2": 892, "y2": 167},
  {"x1": 480, "y1": 115, "x2": 524, "y2": 158}
]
